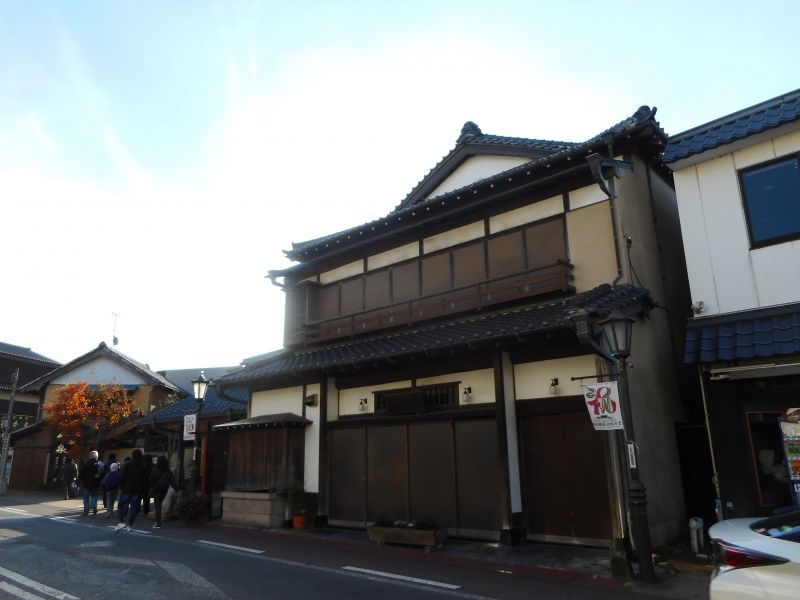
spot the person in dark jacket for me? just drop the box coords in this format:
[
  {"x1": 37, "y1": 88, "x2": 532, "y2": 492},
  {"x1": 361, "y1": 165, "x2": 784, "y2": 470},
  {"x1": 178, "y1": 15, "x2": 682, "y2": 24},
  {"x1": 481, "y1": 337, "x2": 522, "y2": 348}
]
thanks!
[
  {"x1": 148, "y1": 456, "x2": 176, "y2": 529},
  {"x1": 78, "y1": 450, "x2": 102, "y2": 515},
  {"x1": 115, "y1": 449, "x2": 147, "y2": 532},
  {"x1": 61, "y1": 457, "x2": 78, "y2": 500},
  {"x1": 141, "y1": 454, "x2": 154, "y2": 517}
]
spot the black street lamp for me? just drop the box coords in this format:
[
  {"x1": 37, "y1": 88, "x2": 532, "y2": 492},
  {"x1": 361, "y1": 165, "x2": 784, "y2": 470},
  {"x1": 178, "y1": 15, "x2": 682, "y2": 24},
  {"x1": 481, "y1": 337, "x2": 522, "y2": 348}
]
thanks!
[
  {"x1": 598, "y1": 312, "x2": 656, "y2": 583},
  {"x1": 191, "y1": 371, "x2": 209, "y2": 494}
]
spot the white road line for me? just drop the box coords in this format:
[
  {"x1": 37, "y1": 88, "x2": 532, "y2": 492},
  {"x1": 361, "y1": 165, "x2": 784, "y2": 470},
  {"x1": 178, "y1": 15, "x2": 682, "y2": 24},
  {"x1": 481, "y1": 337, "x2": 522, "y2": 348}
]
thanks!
[
  {"x1": 196, "y1": 540, "x2": 264, "y2": 554},
  {"x1": 342, "y1": 566, "x2": 461, "y2": 589},
  {"x1": 0, "y1": 565, "x2": 79, "y2": 600},
  {"x1": 47, "y1": 517, "x2": 76, "y2": 524},
  {"x1": 0, "y1": 508, "x2": 31, "y2": 515},
  {"x1": 0, "y1": 581, "x2": 49, "y2": 600}
]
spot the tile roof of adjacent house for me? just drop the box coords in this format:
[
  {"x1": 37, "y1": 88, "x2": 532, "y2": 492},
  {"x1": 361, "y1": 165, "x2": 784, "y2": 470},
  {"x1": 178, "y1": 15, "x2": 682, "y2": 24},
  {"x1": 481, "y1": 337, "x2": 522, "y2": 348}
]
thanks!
[
  {"x1": 278, "y1": 106, "x2": 665, "y2": 266},
  {"x1": 212, "y1": 413, "x2": 311, "y2": 431},
  {"x1": 217, "y1": 283, "x2": 650, "y2": 387},
  {"x1": 663, "y1": 88, "x2": 800, "y2": 163},
  {"x1": 144, "y1": 385, "x2": 248, "y2": 424},
  {"x1": 0, "y1": 341, "x2": 61, "y2": 366},
  {"x1": 684, "y1": 304, "x2": 800, "y2": 363},
  {"x1": 19, "y1": 341, "x2": 182, "y2": 394}
]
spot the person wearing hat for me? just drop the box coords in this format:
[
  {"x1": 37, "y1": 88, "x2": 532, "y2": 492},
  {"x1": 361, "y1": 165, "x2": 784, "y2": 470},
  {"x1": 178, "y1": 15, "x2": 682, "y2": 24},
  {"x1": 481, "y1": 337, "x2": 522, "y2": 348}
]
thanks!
[
  {"x1": 101, "y1": 460, "x2": 121, "y2": 518},
  {"x1": 78, "y1": 450, "x2": 102, "y2": 515}
]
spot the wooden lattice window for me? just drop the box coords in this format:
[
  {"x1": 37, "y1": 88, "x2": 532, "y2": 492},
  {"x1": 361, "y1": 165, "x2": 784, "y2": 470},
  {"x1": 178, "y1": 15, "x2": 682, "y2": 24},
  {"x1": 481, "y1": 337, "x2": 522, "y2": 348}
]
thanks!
[{"x1": 374, "y1": 383, "x2": 459, "y2": 414}]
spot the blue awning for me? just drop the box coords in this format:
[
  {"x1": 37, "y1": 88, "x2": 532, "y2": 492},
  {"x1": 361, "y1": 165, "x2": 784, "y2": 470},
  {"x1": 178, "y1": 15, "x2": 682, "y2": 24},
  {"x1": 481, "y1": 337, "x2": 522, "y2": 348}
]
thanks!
[{"x1": 685, "y1": 309, "x2": 800, "y2": 364}]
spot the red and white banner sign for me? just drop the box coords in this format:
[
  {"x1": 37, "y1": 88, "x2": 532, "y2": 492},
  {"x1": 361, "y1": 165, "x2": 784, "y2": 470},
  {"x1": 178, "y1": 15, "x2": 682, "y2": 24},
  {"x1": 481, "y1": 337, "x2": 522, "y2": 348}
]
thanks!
[
  {"x1": 581, "y1": 381, "x2": 625, "y2": 431},
  {"x1": 183, "y1": 414, "x2": 197, "y2": 441}
]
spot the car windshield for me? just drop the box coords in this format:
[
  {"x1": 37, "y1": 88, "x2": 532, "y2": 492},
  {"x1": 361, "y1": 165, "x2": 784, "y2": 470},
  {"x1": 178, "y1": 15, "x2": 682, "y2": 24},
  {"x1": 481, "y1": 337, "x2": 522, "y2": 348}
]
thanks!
[{"x1": 751, "y1": 509, "x2": 800, "y2": 543}]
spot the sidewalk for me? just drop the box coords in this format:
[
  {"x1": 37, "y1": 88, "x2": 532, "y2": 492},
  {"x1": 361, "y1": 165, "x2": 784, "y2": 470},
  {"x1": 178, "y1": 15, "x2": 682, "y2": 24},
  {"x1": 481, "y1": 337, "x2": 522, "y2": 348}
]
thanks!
[{"x1": 1, "y1": 489, "x2": 711, "y2": 599}]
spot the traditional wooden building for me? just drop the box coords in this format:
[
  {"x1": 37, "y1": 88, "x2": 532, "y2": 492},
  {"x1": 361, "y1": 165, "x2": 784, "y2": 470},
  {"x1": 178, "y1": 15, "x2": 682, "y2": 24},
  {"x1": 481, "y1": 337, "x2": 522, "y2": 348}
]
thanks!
[
  {"x1": 1, "y1": 341, "x2": 61, "y2": 488},
  {"x1": 16, "y1": 341, "x2": 183, "y2": 486},
  {"x1": 217, "y1": 107, "x2": 692, "y2": 553}
]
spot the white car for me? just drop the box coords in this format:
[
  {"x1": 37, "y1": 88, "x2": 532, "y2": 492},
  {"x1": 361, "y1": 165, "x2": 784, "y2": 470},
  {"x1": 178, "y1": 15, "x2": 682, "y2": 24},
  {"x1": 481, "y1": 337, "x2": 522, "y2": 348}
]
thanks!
[{"x1": 709, "y1": 508, "x2": 800, "y2": 599}]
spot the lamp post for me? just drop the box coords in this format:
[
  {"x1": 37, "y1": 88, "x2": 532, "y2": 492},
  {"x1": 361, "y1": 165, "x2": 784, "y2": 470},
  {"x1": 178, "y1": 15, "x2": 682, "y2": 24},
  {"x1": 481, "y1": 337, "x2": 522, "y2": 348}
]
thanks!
[
  {"x1": 598, "y1": 313, "x2": 656, "y2": 583},
  {"x1": 191, "y1": 371, "x2": 209, "y2": 494}
]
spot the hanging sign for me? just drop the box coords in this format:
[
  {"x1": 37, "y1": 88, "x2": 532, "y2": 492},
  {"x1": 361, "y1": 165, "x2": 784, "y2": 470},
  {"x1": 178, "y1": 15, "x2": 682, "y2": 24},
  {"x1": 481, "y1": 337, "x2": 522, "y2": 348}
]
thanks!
[
  {"x1": 183, "y1": 414, "x2": 196, "y2": 441},
  {"x1": 581, "y1": 381, "x2": 625, "y2": 431}
]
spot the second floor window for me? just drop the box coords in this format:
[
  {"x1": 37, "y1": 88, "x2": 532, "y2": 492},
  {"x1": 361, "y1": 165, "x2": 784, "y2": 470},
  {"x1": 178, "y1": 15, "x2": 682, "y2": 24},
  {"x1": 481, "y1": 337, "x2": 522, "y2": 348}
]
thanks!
[{"x1": 740, "y1": 155, "x2": 800, "y2": 248}]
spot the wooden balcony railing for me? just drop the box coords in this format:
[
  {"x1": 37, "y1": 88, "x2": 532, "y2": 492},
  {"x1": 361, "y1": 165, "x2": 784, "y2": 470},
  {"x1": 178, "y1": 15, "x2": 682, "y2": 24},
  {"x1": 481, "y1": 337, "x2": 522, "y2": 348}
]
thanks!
[{"x1": 305, "y1": 260, "x2": 574, "y2": 343}]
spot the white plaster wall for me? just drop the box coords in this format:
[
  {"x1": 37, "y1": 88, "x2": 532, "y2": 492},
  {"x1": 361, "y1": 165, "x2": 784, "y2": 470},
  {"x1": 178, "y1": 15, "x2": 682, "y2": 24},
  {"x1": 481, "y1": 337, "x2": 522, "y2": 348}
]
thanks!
[
  {"x1": 319, "y1": 260, "x2": 364, "y2": 285},
  {"x1": 423, "y1": 221, "x2": 485, "y2": 254},
  {"x1": 338, "y1": 381, "x2": 412, "y2": 415},
  {"x1": 367, "y1": 242, "x2": 419, "y2": 270},
  {"x1": 426, "y1": 155, "x2": 530, "y2": 199},
  {"x1": 674, "y1": 129, "x2": 800, "y2": 316},
  {"x1": 250, "y1": 386, "x2": 303, "y2": 416},
  {"x1": 52, "y1": 357, "x2": 146, "y2": 385},
  {"x1": 488, "y1": 195, "x2": 564, "y2": 234},
  {"x1": 416, "y1": 368, "x2": 495, "y2": 405},
  {"x1": 513, "y1": 355, "x2": 598, "y2": 399},
  {"x1": 303, "y1": 383, "x2": 320, "y2": 493},
  {"x1": 326, "y1": 378, "x2": 338, "y2": 422},
  {"x1": 568, "y1": 184, "x2": 607, "y2": 210}
]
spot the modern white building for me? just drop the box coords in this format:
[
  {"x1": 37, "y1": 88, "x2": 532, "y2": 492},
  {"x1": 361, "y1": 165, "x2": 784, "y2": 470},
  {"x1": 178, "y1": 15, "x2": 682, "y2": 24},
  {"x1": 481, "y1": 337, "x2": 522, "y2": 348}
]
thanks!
[{"x1": 663, "y1": 88, "x2": 800, "y2": 519}]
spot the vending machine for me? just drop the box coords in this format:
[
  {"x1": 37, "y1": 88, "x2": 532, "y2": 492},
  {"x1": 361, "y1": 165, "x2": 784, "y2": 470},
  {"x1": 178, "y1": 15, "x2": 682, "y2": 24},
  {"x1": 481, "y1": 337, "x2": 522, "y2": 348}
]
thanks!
[{"x1": 778, "y1": 412, "x2": 800, "y2": 507}]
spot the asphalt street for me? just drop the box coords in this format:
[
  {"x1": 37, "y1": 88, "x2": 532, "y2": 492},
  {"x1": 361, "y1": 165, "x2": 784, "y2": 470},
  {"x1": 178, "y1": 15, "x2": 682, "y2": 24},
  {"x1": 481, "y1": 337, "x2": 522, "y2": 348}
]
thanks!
[{"x1": 0, "y1": 492, "x2": 710, "y2": 599}]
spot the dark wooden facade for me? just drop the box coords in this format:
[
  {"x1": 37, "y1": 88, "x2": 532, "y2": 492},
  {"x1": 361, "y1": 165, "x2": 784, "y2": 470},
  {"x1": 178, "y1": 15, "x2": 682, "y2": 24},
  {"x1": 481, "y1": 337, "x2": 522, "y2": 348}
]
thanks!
[{"x1": 225, "y1": 427, "x2": 305, "y2": 492}]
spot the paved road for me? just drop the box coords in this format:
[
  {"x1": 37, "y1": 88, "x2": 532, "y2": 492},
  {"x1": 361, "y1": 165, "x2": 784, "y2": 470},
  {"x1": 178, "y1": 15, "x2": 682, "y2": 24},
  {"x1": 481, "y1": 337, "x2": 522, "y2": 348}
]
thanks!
[{"x1": 0, "y1": 495, "x2": 708, "y2": 599}]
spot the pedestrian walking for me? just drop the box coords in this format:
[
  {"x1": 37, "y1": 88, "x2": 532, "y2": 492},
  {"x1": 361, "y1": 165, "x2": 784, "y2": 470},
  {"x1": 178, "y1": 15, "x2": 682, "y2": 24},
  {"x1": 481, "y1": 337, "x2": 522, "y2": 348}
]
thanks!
[
  {"x1": 101, "y1": 462, "x2": 121, "y2": 518},
  {"x1": 78, "y1": 450, "x2": 103, "y2": 515},
  {"x1": 141, "y1": 454, "x2": 154, "y2": 517},
  {"x1": 101, "y1": 453, "x2": 117, "y2": 508},
  {"x1": 115, "y1": 448, "x2": 147, "y2": 532},
  {"x1": 61, "y1": 458, "x2": 78, "y2": 500},
  {"x1": 148, "y1": 456, "x2": 176, "y2": 529}
]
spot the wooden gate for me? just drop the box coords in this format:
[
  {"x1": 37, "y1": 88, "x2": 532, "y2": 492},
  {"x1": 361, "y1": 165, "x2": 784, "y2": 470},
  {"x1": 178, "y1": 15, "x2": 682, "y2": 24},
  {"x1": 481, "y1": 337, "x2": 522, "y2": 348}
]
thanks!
[
  {"x1": 328, "y1": 415, "x2": 503, "y2": 539},
  {"x1": 518, "y1": 399, "x2": 612, "y2": 545}
]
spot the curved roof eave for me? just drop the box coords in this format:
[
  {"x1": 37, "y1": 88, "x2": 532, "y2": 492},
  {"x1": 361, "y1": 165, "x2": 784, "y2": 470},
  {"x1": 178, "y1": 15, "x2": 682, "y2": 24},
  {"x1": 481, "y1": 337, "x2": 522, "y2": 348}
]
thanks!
[{"x1": 272, "y1": 106, "x2": 663, "y2": 274}]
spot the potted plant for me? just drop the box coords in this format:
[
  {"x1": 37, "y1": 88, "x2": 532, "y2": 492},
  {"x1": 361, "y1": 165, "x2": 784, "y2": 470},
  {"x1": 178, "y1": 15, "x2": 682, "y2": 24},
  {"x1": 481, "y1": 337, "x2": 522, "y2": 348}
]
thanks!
[{"x1": 291, "y1": 490, "x2": 308, "y2": 530}]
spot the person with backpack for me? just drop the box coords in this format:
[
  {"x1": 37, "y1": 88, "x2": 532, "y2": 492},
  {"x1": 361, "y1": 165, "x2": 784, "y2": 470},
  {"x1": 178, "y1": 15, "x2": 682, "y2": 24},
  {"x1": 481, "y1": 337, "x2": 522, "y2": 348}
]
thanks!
[
  {"x1": 101, "y1": 462, "x2": 121, "y2": 518},
  {"x1": 100, "y1": 453, "x2": 117, "y2": 509},
  {"x1": 115, "y1": 449, "x2": 147, "y2": 532},
  {"x1": 148, "y1": 456, "x2": 176, "y2": 529},
  {"x1": 78, "y1": 450, "x2": 102, "y2": 515}
]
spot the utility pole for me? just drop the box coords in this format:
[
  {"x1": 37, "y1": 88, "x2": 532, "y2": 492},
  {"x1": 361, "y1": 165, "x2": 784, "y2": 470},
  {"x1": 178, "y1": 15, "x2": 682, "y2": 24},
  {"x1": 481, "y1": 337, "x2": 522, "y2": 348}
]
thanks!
[{"x1": 0, "y1": 368, "x2": 20, "y2": 495}]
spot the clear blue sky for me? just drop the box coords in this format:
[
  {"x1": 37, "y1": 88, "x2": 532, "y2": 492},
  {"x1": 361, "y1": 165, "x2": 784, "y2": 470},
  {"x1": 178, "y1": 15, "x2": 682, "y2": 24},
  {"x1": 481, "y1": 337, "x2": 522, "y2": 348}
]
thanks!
[{"x1": 2, "y1": 0, "x2": 799, "y2": 370}]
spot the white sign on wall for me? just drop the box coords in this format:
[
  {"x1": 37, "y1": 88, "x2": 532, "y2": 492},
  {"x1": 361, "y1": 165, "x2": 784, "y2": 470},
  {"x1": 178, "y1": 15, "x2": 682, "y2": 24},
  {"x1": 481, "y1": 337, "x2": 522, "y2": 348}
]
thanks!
[
  {"x1": 183, "y1": 414, "x2": 196, "y2": 441},
  {"x1": 581, "y1": 381, "x2": 625, "y2": 431}
]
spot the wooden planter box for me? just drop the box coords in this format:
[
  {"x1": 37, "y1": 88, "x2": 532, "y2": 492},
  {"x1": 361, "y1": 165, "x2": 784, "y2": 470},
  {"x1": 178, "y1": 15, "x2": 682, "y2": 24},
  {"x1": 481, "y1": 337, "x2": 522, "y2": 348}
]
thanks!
[{"x1": 367, "y1": 525, "x2": 447, "y2": 552}]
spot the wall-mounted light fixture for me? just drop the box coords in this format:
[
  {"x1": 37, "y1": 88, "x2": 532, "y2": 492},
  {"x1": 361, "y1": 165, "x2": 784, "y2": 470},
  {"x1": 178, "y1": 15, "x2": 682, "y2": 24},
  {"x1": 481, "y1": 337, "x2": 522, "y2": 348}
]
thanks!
[
  {"x1": 304, "y1": 393, "x2": 318, "y2": 407},
  {"x1": 462, "y1": 387, "x2": 472, "y2": 403},
  {"x1": 549, "y1": 377, "x2": 559, "y2": 394},
  {"x1": 358, "y1": 398, "x2": 367, "y2": 412}
]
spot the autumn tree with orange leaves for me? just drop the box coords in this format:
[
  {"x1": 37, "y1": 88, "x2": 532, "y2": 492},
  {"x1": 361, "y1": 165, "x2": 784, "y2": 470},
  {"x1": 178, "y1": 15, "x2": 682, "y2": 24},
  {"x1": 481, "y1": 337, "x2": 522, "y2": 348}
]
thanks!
[{"x1": 45, "y1": 382, "x2": 135, "y2": 454}]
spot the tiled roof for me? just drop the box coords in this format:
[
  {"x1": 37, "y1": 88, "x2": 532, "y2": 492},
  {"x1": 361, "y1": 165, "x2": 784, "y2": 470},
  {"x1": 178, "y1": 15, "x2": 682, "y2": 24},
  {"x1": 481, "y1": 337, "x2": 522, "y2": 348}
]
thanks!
[
  {"x1": 218, "y1": 284, "x2": 650, "y2": 387},
  {"x1": 213, "y1": 413, "x2": 311, "y2": 431},
  {"x1": 280, "y1": 106, "x2": 664, "y2": 265},
  {"x1": 663, "y1": 88, "x2": 800, "y2": 163},
  {"x1": 684, "y1": 306, "x2": 800, "y2": 364},
  {"x1": 0, "y1": 341, "x2": 60, "y2": 366},
  {"x1": 145, "y1": 385, "x2": 248, "y2": 424},
  {"x1": 20, "y1": 342, "x2": 182, "y2": 394}
]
